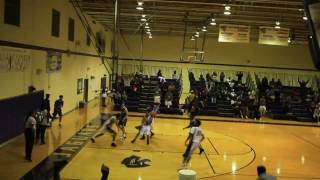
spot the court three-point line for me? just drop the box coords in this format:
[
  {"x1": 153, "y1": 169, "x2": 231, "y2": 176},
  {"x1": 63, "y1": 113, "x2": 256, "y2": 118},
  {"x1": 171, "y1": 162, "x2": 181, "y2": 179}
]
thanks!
[{"x1": 207, "y1": 137, "x2": 220, "y2": 155}]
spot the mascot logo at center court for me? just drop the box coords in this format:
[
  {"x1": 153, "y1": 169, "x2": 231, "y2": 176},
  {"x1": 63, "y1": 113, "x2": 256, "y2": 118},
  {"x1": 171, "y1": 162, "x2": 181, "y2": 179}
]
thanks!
[{"x1": 121, "y1": 155, "x2": 151, "y2": 168}]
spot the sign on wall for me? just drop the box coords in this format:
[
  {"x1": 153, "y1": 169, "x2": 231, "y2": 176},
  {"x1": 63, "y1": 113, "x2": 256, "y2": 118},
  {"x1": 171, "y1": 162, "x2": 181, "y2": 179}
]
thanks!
[
  {"x1": 218, "y1": 24, "x2": 250, "y2": 43},
  {"x1": 77, "y1": 78, "x2": 83, "y2": 94},
  {"x1": 258, "y1": 27, "x2": 290, "y2": 46},
  {"x1": 47, "y1": 51, "x2": 62, "y2": 73},
  {"x1": 0, "y1": 46, "x2": 31, "y2": 72}
]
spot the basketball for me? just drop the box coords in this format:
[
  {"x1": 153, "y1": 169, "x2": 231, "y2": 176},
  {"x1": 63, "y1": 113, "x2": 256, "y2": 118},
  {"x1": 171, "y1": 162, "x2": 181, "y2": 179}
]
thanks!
[{"x1": 150, "y1": 111, "x2": 157, "y2": 117}]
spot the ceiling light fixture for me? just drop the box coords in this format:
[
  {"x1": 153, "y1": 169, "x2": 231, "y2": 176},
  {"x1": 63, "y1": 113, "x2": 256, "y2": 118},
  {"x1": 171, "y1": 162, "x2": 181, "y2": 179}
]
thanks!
[
  {"x1": 224, "y1": 10, "x2": 231, "y2": 15},
  {"x1": 275, "y1": 21, "x2": 281, "y2": 29},
  {"x1": 303, "y1": 14, "x2": 308, "y2": 21},
  {"x1": 141, "y1": 14, "x2": 147, "y2": 21},
  {"x1": 202, "y1": 26, "x2": 207, "y2": 32},
  {"x1": 224, "y1": 4, "x2": 231, "y2": 15},
  {"x1": 136, "y1": 5, "x2": 143, "y2": 10},
  {"x1": 136, "y1": 1, "x2": 144, "y2": 10},
  {"x1": 210, "y1": 18, "x2": 216, "y2": 26},
  {"x1": 191, "y1": 36, "x2": 195, "y2": 41}
]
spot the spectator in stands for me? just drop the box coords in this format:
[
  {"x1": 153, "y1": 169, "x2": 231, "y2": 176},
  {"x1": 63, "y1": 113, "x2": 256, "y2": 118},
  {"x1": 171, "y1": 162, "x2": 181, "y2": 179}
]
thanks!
[
  {"x1": 275, "y1": 79, "x2": 282, "y2": 89},
  {"x1": 257, "y1": 166, "x2": 277, "y2": 180},
  {"x1": 240, "y1": 95, "x2": 249, "y2": 119},
  {"x1": 165, "y1": 90, "x2": 173, "y2": 109},
  {"x1": 233, "y1": 96, "x2": 242, "y2": 118},
  {"x1": 172, "y1": 70, "x2": 178, "y2": 80},
  {"x1": 269, "y1": 78, "x2": 276, "y2": 89},
  {"x1": 211, "y1": 72, "x2": 218, "y2": 82},
  {"x1": 24, "y1": 110, "x2": 37, "y2": 162},
  {"x1": 157, "y1": 69, "x2": 163, "y2": 77},
  {"x1": 226, "y1": 77, "x2": 232, "y2": 86},
  {"x1": 206, "y1": 73, "x2": 212, "y2": 82},
  {"x1": 190, "y1": 96, "x2": 200, "y2": 117},
  {"x1": 260, "y1": 77, "x2": 269, "y2": 96},
  {"x1": 251, "y1": 97, "x2": 261, "y2": 120},
  {"x1": 298, "y1": 78, "x2": 309, "y2": 88},
  {"x1": 259, "y1": 96, "x2": 267, "y2": 119},
  {"x1": 236, "y1": 72, "x2": 243, "y2": 82},
  {"x1": 185, "y1": 90, "x2": 196, "y2": 113},
  {"x1": 313, "y1": 102, "x2": 320, "y2": 123},
  {"x1": 199, "y1": 74, "x2": 205, "y2": 82},
  {"x1": 220, "y1": 72, "x2": 225, "y2": 82}
]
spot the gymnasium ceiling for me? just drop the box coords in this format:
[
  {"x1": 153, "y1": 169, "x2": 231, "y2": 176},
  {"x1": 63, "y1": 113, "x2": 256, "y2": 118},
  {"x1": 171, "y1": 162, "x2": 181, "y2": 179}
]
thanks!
[{"x1": 73, "y1": 0, "x2": 309, "y2": 43}]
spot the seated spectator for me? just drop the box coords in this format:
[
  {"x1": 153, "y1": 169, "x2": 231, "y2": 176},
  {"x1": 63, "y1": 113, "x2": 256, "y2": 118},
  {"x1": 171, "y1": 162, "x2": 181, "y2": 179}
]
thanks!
[
  {"x1": 172, "y1": 70, "x2": 178, "y2": 80},
  {"x1": 164, "y1": 90, "x2": 173, "y2": 109},
  {"x1": 257, "y1": 166, "x2": 277, "y2": 180},
  {"x1": 220, "y1": 72, "x2": 225, "y2": 82}
]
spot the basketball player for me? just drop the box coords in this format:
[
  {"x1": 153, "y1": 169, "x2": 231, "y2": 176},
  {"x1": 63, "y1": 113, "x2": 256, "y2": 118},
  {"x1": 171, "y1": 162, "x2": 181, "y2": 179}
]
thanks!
[
  {"x1": 181, "y1": 119, "x2": 205, "y2": 169},
  {"x1": 131, "y1": 110, "x2": 153, "y2": 145},
  {"x1": 117, "y1": 105, "x2": 128, "y2": 139},
  {"x1": 91, "y1": 113, "x2": 118, "y2": 147},
  {"x1": 52, "y1": 95, "x2": 64, "y2": 126},
  {"x1": 182, "y1": 115, "x2": 204, "y2": 154}
]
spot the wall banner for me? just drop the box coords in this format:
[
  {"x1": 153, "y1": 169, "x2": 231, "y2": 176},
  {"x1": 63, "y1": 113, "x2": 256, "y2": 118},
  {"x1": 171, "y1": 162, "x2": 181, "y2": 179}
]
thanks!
[
  {"x1": 47, "y1": 51, "x2": 62, "y2": 73},
  {"x1": 218, "y1": 24, "x2": 250, "y2": 43},
  {"x1": 258, "y1": 26, "x2": 290, "y2": 46},
  {"x1": 0, "y1": 46, "x2": 31, "y2": 72}
]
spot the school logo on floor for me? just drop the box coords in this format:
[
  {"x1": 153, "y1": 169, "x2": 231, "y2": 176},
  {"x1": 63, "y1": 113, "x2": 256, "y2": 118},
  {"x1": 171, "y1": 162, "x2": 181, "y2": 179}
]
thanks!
[{"x1": 121, "y1": 155, "x2": 151, "y2": 168}]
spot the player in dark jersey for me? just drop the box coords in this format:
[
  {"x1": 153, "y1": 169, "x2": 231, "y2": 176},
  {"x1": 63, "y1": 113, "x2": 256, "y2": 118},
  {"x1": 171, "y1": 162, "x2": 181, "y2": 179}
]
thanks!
[
  {"x1": 117, "y1": 105, "x2": 128, "y2": 140},
  {"x1": 52, "y1": 95, "x2": 64, "y2": 126},
  {"x1": 91, "y1": 113, "x2": 118, "y2": 147}
]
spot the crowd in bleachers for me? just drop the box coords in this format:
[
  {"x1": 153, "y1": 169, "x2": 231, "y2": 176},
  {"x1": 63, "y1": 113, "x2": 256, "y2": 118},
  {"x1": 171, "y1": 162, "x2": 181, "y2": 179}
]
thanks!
[
  {"x1": 186, "y1": 71, "x2": 263, "y2": 119},
  {"x1": 256, "y1": 75, "x2": 319, "y2": 122},
  {"x1": 105, "y1": 69, "x2": 320, "y2": 123},
  {"x1": 109, "y1": 70, "x2": 183, "y2": 114}
]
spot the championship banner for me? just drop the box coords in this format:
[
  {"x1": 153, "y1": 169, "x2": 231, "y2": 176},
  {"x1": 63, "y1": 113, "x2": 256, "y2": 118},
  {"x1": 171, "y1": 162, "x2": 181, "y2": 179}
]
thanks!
[
  {"x1": 0, "y1": 46, "x2": 31, "y2": 72},
  {"x1": 47, "y1": 51, "x2": 62, "y2": 73},
  {"x1": 258, "y1": 27, "x2": 290, "y2": 46},
  {"x1": 218, "y1": 24, "x2": 250, "y2": 43}
]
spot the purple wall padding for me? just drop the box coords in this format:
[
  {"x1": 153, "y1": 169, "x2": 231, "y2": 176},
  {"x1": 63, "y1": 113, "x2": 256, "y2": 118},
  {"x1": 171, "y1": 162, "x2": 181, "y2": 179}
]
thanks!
[{"x1": 0, "y1": 91, "x2": 44, "y2": 144}]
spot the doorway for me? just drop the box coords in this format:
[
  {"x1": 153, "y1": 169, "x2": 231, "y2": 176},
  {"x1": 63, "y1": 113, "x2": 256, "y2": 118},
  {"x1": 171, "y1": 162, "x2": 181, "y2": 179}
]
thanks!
[{"x1": 84, "y1": 79, "x2": 89, "y2": 102}]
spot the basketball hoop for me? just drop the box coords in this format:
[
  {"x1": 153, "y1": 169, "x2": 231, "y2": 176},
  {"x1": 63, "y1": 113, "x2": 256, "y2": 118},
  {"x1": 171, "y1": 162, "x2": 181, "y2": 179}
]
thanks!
[{"x1": 181, "y1": 51, "x2": 204, "y2": 63}]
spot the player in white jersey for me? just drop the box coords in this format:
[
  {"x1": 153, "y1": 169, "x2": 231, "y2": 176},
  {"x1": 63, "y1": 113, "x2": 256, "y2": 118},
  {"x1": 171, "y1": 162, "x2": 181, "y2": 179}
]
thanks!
[
  {"x1": 131, "y1": 111, "x2": 153, "y2": 145},
  {"x1": 91, "y1": 113, "x2": 118, "y2": 147},
  {"x1": 181, "y1": 119, "x2": 205, "y2": 169}
]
